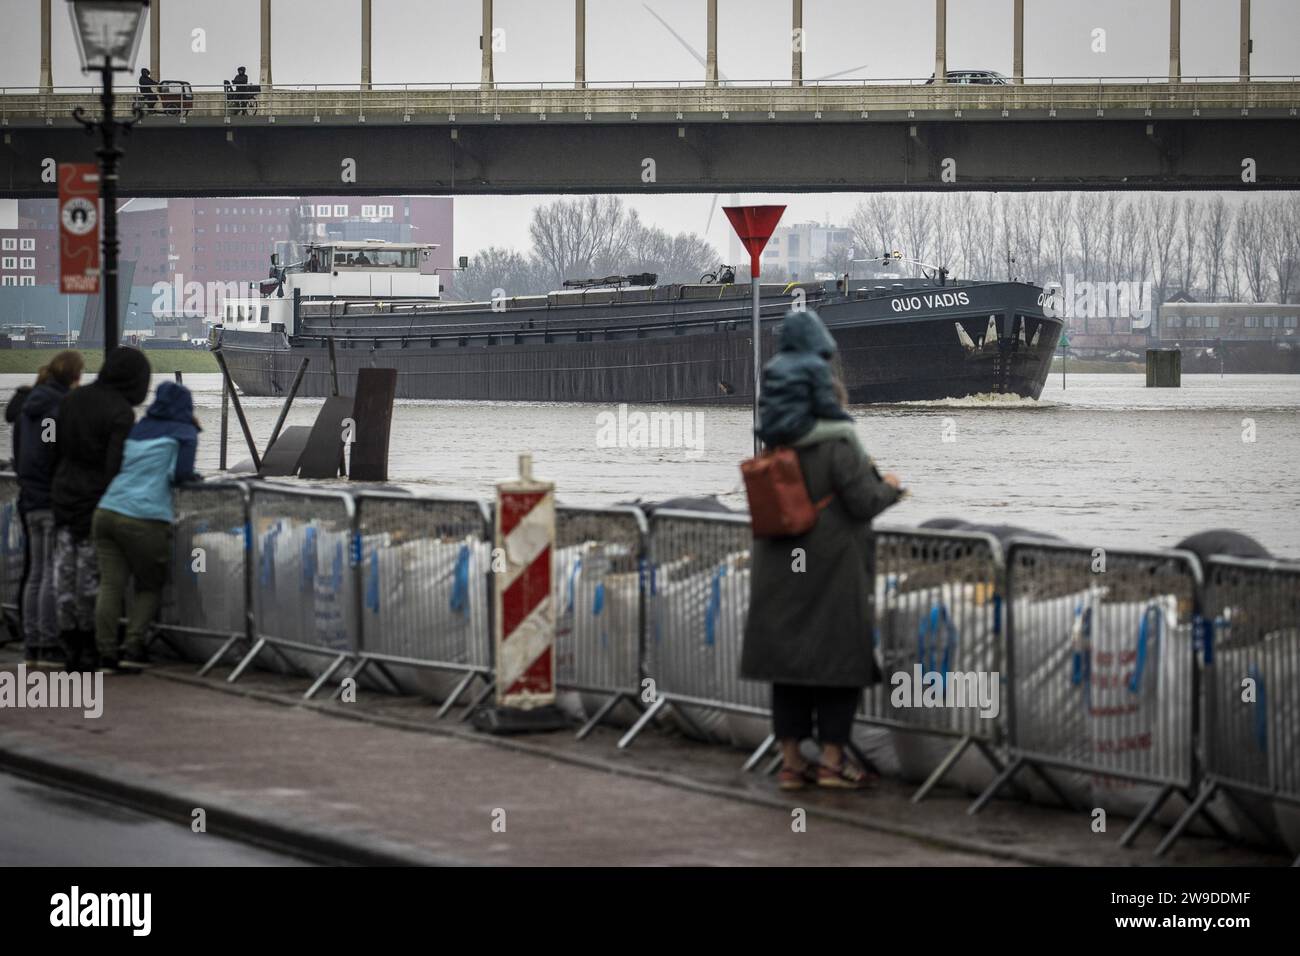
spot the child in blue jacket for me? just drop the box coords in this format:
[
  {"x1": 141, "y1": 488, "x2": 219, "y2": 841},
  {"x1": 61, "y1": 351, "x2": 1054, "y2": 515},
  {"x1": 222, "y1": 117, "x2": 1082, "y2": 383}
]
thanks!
[{"x1": 91, "y1": 381, "x2": 201, "y2": 671}]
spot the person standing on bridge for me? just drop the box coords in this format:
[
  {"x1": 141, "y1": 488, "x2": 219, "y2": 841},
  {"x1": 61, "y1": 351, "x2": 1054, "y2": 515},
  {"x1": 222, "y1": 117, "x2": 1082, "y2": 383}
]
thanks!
[
  {"x1": 741, "y1": 309, "x2": 903, "y2": 790},
  {"x1": 50, "y1": 346, "x2": 152, "y2": 673},
  {"x1": 92, "y1": 381, "x2": 200, "y2": 672}
]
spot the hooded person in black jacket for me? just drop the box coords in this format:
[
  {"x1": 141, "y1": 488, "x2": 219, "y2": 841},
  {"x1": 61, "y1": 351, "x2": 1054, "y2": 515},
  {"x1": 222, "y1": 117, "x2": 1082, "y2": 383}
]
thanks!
[
  {"x1": 50, "y1": 346, "x2": 151, "y2": 669},
  {"x1": 4, "y1": 370, "x2": 44, "y2": 648},
  {"x1": 15, "y1": 352, "x2": 84, "y2": 666}
]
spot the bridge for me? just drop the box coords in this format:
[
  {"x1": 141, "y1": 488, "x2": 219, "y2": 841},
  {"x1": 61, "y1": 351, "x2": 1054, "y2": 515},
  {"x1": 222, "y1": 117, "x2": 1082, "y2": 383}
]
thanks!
[{"x1": 2, "y1": 0, "x2": 1298, "y2": 195}]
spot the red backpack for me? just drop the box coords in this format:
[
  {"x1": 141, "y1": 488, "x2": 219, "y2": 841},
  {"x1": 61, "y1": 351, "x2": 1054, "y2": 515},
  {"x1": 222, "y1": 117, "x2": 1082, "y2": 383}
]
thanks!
[{"x1": 741, "y1": 447, "x2": 833, "y2": 537}]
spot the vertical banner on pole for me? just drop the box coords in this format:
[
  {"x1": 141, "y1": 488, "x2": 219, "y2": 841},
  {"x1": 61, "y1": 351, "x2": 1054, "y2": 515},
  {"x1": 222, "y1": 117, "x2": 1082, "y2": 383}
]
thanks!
[
  {"x1": 58, "y1": 163, "x2": 100, "y2": 294},
  {"x1": 494, "y1": 453, "x2": 556, "y2": 710}
]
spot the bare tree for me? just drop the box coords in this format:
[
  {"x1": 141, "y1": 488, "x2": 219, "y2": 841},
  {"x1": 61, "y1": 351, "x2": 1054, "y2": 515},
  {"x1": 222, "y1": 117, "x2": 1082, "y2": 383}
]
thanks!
[
  {"x1": 929, "y1": 198, "x2": 956, "y2": 276},
  {"x1": 1046, "y1": 192, "x2": 1075, "y2": 289},
  {"x1": 1074, "y1": 192, "x2": 1104, "y2": 282},
  {"x1": 1177, "y1": 196, "x2": 1202, "y2": 295},
  {"x1": 1233, "y1": 198, "x2": 1271, "y2": 301},
  {"x1": 949, "y1": 193, "x2": 982, "y2": 280},
  {"x1": 1143, "y1": 194, "x2": 1180, "y2": 315},
  {"x1": 529, "y1": 196, "x2": 632, "y2": 288},
  {"x1": 1262, "y1": 194, "x2": 1300, "y2": 304},
  {"x1": 623, "y1": 220, "x2": 719, "y2": 283},
  {"x1": 897, "y1": 194, "x2": 933, "y2": 266},
  {"x1": 1200, "y1": 194, "x2": 1231, "y2": 301},
  {"x1": 452, "y1": 246, "x2": 543, "y2": 301}
]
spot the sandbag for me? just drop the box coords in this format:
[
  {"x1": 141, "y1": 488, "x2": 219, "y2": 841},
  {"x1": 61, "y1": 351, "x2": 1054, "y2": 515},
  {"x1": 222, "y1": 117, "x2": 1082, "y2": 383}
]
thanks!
[
  {"x1": 879, "y1": 577, "x2": 1004, "y2": 795},
  {"x1": 362, "y1": 533, "x2": 489, "y2": 703},
  {"x1": 555, "y1": 542, "x2": 642, "y2": 728}
]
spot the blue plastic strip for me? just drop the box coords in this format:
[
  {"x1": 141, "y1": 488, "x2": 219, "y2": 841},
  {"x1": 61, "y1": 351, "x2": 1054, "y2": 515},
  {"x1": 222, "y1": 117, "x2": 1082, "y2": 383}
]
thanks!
[
  {"x1": 1248, "y1": 665, "x2": 1267, "y2": 752},
  {"x1": 1128, "y1": 604, "x2": 1162, "y2": 694},
  {"x1": 565, "y1": 557, "x2": 582, "y2": 613},
  {"x1": 917, "y1": 603, "x2": 958, "y2": 686},
  {"x1": 450, "y1": 543, "x2": 470, "y2": 615},
  {"x1": 705, "y1": 565, "x2": 727, "y2": 647},
  {"x1": 365, "y1": 547, "x2": 380, "y2": 613},
  {"x1": 301, "y1": 526, "x2": 318, "y2": 591}
]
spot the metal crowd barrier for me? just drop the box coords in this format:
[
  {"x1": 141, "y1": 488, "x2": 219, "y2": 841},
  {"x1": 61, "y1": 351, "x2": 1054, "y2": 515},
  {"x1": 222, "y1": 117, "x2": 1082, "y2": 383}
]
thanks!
[
  {"x1": 861, "y1": 527, "x2": 1008, "y2": 801},
  {"x1": 239, "y1": 484, "x2": 361, "y2": 699},
  {"x1": 350, "y1": 491, "x2": 494, "y2": 717},
  {"x1": 620, "y1": 509, "x2": 760, "y2": 749},
  {"x1": 974, "y1": 540, "x2": 1208, "y2": 849},
  {"x1": 555, "y1": 505, "x2": 648, "y2": 738},
  {"x1": 154, "y1": 482, "x2": 251, "y2": 670},
  {"x1": 1158, "y1": 556, "x2": 1300, "y2": 861},
  {"x1": 0, "y1": 474, "x2": 23, "y2": 640}
]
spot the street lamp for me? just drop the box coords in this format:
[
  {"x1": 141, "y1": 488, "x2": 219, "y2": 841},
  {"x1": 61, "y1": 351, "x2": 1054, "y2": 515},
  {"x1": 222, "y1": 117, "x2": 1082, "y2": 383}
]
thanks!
[{"x1": 67, "y1": 0, "x2": 150, "y2": 355}]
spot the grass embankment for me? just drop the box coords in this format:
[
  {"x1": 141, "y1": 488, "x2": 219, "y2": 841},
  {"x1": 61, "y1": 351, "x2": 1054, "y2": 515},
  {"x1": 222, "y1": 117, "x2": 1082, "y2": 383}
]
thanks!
[
  {"x1": 1049, "y1": 358, "x2": 1145, "y2": 374},
  {"x1": 0, "y1": 348, "x2": 218, "y2": 375}
]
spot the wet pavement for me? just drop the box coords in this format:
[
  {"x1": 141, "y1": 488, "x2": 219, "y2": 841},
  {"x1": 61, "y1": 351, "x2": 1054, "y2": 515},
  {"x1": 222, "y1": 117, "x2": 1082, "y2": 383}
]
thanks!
[
  {"x1": 0, "y1": 647, "x2": 1288, "y2": 867},
  {"x1": 0, "y1": 770, "x2": 305, "y2": 866}
]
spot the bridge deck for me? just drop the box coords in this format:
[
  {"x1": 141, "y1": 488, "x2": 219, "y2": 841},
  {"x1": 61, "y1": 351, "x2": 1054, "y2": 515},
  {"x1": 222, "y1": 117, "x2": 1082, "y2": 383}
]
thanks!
[{"x1": 3, "y1": 79, "x2": 1299, "y2": 126}]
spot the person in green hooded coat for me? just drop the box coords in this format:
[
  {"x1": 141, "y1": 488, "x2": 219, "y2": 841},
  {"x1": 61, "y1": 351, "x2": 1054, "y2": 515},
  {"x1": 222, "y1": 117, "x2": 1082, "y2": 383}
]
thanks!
[{"x1": 740, "y1": 308, "x2": 904, "y2": 790}]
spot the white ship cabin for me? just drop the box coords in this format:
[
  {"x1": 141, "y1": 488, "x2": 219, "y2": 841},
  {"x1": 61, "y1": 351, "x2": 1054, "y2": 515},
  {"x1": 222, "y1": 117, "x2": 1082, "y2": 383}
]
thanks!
[{"x1": 219, "y1": 240, "x2": 441, "y2": 334}]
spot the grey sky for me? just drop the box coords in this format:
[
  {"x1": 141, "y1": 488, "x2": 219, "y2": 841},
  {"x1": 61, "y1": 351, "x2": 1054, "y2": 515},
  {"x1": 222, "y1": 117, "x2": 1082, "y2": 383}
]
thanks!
[{"x1": 3, "y1": 0, "x2": 1297, "y2": 256}]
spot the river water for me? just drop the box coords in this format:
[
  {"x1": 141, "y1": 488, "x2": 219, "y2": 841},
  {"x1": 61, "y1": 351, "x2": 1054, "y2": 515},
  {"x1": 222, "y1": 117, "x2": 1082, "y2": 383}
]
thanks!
[{"x1": 2, "y1": 371, "x2": 1298, "y2": 558}]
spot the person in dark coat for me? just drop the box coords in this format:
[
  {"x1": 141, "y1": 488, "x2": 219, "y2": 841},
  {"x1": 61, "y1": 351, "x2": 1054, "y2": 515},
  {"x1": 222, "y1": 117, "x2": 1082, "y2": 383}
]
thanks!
[
  {"x1": 137, "y1": 68, "x2": 158, "y2": 112},
  {"x1": 5, "y1": 369, "x2": 44, "y2": 649},
  {"x1": 15, "y1": 352, "x2": 84, "y2": 666},
  {"x1": 741, "y1": 310, "x2": 904, "y2": 790},
  {"x1": 50, "y1": 346, "x2": 152, "y2": 670}
]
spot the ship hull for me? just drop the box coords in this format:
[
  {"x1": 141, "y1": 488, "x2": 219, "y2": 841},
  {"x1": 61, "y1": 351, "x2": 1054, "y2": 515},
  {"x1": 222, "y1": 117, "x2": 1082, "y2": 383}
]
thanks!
[{"x1": 215, "y1": 281, "x2": 1062, "y2": 404}]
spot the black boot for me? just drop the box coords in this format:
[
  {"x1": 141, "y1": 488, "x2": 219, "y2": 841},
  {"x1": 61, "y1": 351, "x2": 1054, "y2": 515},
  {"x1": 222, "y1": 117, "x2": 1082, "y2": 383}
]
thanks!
[
  {"x1": 59, "y1": 630, "x2": 81, "y2": 671},
  {"x1": 76, "y1": 630, "x2": 99, "y2": 673}
]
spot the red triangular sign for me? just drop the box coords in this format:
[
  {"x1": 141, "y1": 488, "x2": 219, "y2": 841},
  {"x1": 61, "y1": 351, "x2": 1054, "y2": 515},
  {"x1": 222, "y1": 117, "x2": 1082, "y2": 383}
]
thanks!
[{"x1": 723, "y1": 205, "x2": 786, "y2": 277}]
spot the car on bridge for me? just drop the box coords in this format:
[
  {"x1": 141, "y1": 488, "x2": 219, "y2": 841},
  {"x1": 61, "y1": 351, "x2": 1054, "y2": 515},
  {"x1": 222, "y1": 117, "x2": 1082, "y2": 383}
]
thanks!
[{"x1": 925, "y1": 70, "x2": 1009, "y2": 85}]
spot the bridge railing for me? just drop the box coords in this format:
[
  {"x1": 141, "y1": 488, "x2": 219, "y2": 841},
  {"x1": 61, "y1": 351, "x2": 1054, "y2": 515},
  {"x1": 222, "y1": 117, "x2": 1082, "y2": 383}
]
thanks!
[{"x1": 2, "y1": 76, "x2": 1297, "y2": 123}]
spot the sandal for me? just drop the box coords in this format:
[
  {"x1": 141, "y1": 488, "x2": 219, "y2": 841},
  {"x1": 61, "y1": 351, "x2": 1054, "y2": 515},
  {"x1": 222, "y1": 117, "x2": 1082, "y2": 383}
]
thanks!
[
  {"x1": 816, "y1": 761, "x2": 876, "y2": 790},
  {"x1": 777, "y1": 763, "x2": 818, "y2": 791}
]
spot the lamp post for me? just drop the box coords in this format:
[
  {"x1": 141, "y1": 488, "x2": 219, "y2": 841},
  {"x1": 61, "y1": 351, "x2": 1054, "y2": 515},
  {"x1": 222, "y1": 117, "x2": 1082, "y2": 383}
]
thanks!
[{"x1": 67, "y1": 0, "x2": 150, "y2": 356}]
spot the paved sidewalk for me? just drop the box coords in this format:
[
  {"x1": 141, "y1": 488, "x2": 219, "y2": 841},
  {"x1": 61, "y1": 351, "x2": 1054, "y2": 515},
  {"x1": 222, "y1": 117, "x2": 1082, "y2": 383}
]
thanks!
[{"x1": 0, "y1": 650, "x2": 1287, "y2": 866}]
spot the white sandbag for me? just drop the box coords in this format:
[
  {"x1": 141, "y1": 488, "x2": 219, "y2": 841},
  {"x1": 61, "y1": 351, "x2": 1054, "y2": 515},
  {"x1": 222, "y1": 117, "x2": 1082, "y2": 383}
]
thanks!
[
  {"x1": 559, "y1": 542, "x2": 642, "y2": 728},
  {"x1": 363, "y1": 534, "x2": 488, "y2": 703},
  {"x1": 646, "y1": 554, "x2": 742, "y2": 743},
  {"x1": 1005, "y1": 588, "x2": 1096, "y2": 807},
  {"x1": 880, "y1": 578, "x2": 1005, "y2": 795},
  {"x1": 1084, "y1": 594, "x2": 1194, "y2": 827}
]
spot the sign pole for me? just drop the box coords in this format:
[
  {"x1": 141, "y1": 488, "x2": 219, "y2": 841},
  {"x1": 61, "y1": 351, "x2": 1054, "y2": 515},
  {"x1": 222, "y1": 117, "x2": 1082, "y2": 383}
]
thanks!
[{"x1": 723, "y1": 205, "x2": 786, "y2": 457}]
